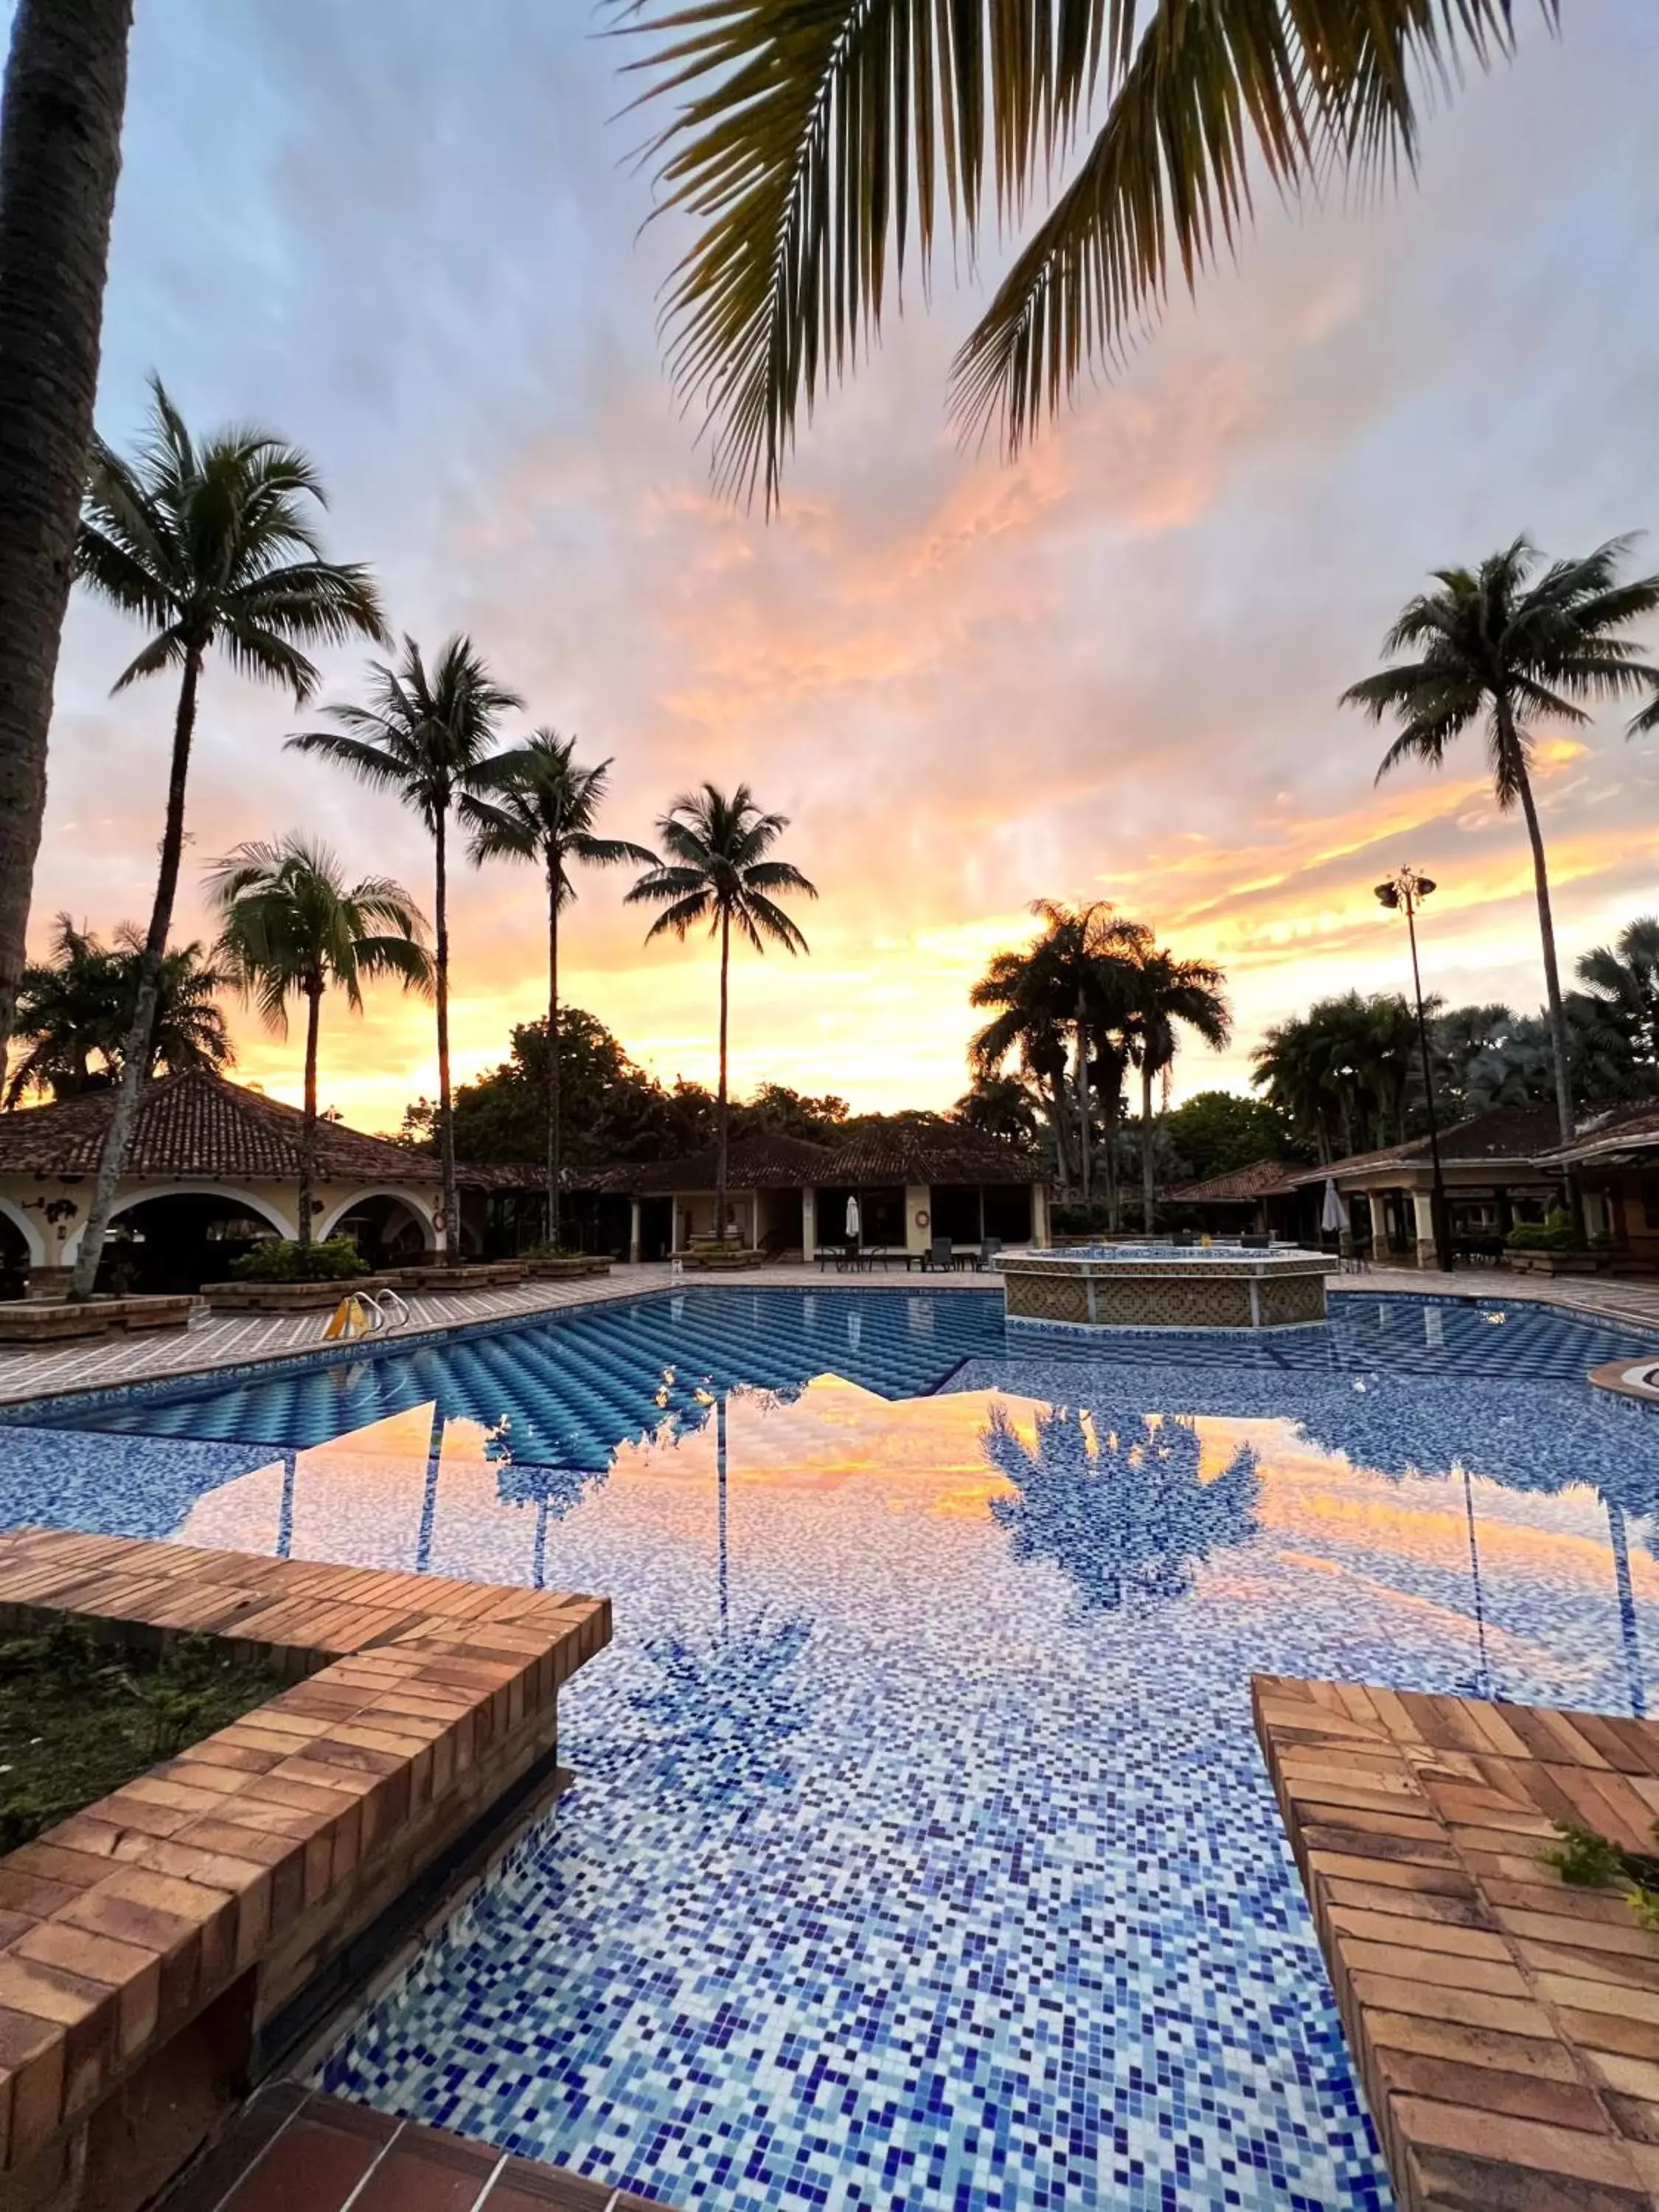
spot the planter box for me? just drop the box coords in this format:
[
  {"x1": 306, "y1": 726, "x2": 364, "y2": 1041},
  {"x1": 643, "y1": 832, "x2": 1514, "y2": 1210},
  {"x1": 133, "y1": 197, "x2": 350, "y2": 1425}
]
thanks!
[
  {"x1": 524, "y1": 1256, "x2": 612, "y2": 1280},
  {"x1": 0, "y1": 1528, "x2": 609, "y2": 2212},
  {"x1": 387, "y1": 1262, "x2": 529, "y2": 1291},
  {"x1": 0, "y1": 1294, "x2": 198, "y2": 1345},
  {"x1": 1502, "y1": 1249, "x2": 1612, "y2": 1276},
  {"x1": 682, "y1": 1248, "x2": 766, "y2": 1272},
  {"x1": 202, "y1": 1276, "x2": 390, "y2": 1312}
]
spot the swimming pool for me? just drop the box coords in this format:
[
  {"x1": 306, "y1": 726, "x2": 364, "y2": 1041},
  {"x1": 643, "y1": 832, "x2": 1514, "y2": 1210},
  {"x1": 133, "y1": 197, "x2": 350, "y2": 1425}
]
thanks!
[{"x1": 4, "y1": 1285, "x2": 1659, "y2": 2210}]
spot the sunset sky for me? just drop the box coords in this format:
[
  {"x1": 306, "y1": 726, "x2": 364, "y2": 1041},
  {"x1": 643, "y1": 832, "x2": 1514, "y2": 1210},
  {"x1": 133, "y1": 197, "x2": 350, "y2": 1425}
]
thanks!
[{"x1": 23, "y1": 0, "x2": 1659, "y2": 1132}]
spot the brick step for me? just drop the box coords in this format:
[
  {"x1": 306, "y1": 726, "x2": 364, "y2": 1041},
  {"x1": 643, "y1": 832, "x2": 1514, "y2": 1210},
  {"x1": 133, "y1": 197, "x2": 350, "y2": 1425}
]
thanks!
[{"x1": 164, "y1": 2084, "x2": 669, "y2": 2212}]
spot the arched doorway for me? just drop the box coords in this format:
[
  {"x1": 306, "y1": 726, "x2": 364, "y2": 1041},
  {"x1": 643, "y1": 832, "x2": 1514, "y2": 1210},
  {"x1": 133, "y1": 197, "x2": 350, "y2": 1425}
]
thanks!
[
  {"x1": 99, "y1": 1192, "x2": 288, "y2": 1294},
  {"x1": 0, "y1": 1209, "x2": 28, "y2": 1301},
  {"x1": 327, "y1": 1192, "x2": 434, "y2": 1268}
]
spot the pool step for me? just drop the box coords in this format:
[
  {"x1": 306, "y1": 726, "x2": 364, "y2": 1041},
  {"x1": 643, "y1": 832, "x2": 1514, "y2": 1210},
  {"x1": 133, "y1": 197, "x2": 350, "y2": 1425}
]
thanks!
[{"x1": 161, "y1": 2083, "x2": 672, "y2": 2212}]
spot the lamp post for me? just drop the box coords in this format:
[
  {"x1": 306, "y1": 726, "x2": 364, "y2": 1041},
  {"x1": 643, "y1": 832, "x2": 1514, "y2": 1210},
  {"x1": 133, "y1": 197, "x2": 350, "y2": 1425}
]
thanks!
[{"x1": 1375, "y1": 867, "x2": 1450, "y2": 1270}]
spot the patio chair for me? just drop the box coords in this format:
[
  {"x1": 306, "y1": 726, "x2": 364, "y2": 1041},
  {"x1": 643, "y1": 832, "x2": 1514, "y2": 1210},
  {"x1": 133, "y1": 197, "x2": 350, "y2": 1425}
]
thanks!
[
  {"x1": 977, "y1": 1237, "x2": 1004, "y2": 1271},
  {"x1": 928, "y1": 1234, "x2": 954, "y2": 1272}
]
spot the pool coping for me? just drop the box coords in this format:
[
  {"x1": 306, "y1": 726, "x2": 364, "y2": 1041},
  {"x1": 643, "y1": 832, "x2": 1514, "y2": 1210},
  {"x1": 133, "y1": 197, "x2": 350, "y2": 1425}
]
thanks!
[
  {"x1": 1253, "y1": 1672, "x2": 1659, "y2": 2211},
  {"x1": 0, "y1": 1527, "x2": 611, "y2": 2210}
]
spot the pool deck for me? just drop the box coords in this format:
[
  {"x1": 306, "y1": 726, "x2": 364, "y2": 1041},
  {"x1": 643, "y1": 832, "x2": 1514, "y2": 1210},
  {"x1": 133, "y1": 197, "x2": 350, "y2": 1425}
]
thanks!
[
  {"x1": 0, "y1": 1259, "x2": 1655, "y2": 1409},
  {"x1": 1255, "y1": 1674, "x2": 1659, "y2": 2212}
]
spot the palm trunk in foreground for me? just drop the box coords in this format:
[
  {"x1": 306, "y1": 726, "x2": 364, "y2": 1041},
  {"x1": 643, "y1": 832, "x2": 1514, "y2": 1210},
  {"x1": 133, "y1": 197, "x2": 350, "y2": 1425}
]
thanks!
[
  {"x1": 0, "y1": 0, "x2": 132, "y2": 1051},
  {"x1": 546, "y1": 858, "x2": 560, "y2": 1248},
  {"x1": 1074, "y1": 1009, "x2": 1090, "y2": 1204},
  {"x1": 1141, "y1": 1061, "x2": 1156, "y2": 1233},
  {"x1": 433, "y1": 807, "x2": 459, "y2": 1260},
  {"x1": 70, "y1": 644, "x2": 202, "y2": 1296},
  {"x1": 715, "y1": 906, "x2": 730, "y2": 1242},
  {"x1": 1505, "y1": 715, "x2": 1575, "y2": 1147},
  {"x1": 299, "y1": 977, "x2": 321, "y2": 1248}
]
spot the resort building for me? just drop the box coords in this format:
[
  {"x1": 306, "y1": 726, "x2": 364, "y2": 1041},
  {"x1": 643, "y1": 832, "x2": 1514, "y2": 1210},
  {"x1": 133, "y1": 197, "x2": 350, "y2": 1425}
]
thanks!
[
  {"x1": 1538, "y1": 1100, "x2": 1659, "y2": 1262},
  {"x1": 1286, "y1": 1102, "x2": 1564, "y2": 1266},
  {"x1": 0, "y1": 1068, "x2": 449, "y2": 1295},
  {"x1": 591, "y1": 1124, "x2": 1049, "y2": 1262}
]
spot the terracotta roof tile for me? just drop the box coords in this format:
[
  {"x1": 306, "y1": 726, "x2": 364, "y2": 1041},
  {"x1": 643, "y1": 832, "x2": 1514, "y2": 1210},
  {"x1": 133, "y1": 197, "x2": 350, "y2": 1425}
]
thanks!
[
  {"x1": 0, "y1": 1071, "x2": 438, "y2": 1186},
  {"x1": 1164, "y1": 1157, "x2": 1300, "y2": 1203}
]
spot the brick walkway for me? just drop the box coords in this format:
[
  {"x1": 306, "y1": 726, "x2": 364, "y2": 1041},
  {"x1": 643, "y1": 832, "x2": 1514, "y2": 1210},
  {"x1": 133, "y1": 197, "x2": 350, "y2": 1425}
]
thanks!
[
  {"x1": 164, "y1": 2083, "x2": 662, "y2": 2212},
  {"x1": 1254, "y1": 1674, "x2": 1659, "y2": 2211}
]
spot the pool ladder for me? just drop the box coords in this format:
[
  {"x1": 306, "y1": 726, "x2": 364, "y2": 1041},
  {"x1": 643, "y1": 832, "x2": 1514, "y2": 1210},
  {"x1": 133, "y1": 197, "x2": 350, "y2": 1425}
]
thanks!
[{"x1": 364, "y1": 1287, "x2": 411, "y2": 1333}]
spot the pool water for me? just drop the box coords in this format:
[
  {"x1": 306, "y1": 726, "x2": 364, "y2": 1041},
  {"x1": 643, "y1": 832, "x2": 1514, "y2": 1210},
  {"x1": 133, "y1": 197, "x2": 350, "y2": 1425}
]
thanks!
[{"x1": 6, "y1": 1286, "x2": 1659, "y2": 2211}]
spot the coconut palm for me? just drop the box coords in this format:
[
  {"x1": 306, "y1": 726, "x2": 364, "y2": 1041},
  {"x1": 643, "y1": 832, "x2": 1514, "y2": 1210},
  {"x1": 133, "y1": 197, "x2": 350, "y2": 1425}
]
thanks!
[
  {"x1": 66, "y1": 382, "x2": 386, "y2": 1296},
  {"x1": 288, "y1": 637, "x2": 521, "y2": 1259},
  {"x1": 467, "y1": 733, "x2": 655, "y2": 1247},
  {"x1": 208, "y1": 836, "x2": 432, "y2": 1246},
  {"x1": 5, "y1": 919, "x2": 232, "y2": 1105},
  {"x1": 1343, "y1": 537, "x2": 1659, "y2": 1148},
  {"x1": 625, "y1": 0, "x2": 1557, "y2": 506},
  {"x1": 1576, "y1": 917, "x2": 1659, "y2": 1093},
  {"x1": 1123, "y1": 942, "x2": 1230, "y2": 1231},
  {"x1": 627, "y1": 784, "x2": 815, "y2": 1243},
  {"x1": 0, "y1": 1, "x2": 133, "y2": 1054}
]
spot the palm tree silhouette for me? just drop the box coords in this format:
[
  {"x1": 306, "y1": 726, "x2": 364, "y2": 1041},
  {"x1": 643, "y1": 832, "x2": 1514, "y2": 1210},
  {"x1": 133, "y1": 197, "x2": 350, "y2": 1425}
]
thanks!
[
  {"x1": 6, "y1": 919, "x2": 231, "y2": 1105},
  {"x1": 1122, "y1": 942, "x2": 1231, "y2": 1231},
  {"x1": 467, "y1": 733, "x2": 655, "y2": 1247},
  {"x1": 1343, "y1": 538, "x2": 1659, "y2": 1146},
  {"x1": 67, "y1": 380, "x2": 385, "y2": 1294},
  {"x1": 209, "y1": 835, "x2": 432, "y2": 1248},
  {"x1": 984, "y1": 1403, "x2": 1259, "y2": 1612},
  {"x1": 627, "y1": 784, "x2": 815, "y2": 1245},
  {"x1": 288, "y1": 638, "x2": 521, "y2": 1257}
]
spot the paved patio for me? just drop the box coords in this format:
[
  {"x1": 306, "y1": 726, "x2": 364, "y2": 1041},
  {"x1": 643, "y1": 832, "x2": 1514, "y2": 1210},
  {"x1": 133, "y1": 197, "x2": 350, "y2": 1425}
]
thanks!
[{"x1": 0, "y1": 1260, "x2": 1654, "y2": 1411}]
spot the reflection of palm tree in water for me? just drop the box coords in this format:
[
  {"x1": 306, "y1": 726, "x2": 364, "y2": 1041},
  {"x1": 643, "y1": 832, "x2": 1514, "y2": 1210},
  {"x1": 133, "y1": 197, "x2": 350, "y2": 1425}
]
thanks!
[
  {"x1": 630, "y1": 1380, "x2": 815, "y2": 1799},
  {"x1": 984, "y1": 1405, "x2": 1260, "y2": 1612},
  {"x1": 484, "y1": 1418, "x2": 606, "y2": 1591}
]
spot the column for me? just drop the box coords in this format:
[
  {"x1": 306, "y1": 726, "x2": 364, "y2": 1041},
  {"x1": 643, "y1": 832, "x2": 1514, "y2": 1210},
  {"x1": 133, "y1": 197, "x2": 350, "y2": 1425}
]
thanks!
[
  {"x1": 801, "y1": 1186, "x2": 817, "y2": 1259},
  {"x1": 629, "y1": 1198, "x2": 641, "y2": 1265},
  {"x1": 750, "y1": 1196, "x2": 761, "y2": 1250},
  {"x1": 1411, "y1": 1186, "x2": 1439, "y2": 1270},
  {"x1": 905, "y1": 1185, "x2": 931, "y2": 1256},
  {"x1": 1032, "y1": 1183, "x2": 1050, "y2": 1248}
]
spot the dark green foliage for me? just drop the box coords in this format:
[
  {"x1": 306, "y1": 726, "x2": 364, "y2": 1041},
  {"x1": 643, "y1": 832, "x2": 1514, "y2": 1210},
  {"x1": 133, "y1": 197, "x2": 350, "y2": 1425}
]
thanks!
[
  {"x1": 1164, "y1": 1090, "x2": 1295, "y2": 1180},
  {"x1": 1543, "y1": 1819, "x2": 1659, "y2": 1928},
  {"x1": 229, "y1": 1236, "x2": 366, "y2": 1281},
  {"x1": 0, "y1": 1621, "x2": 285, "y2": 1853},
  {"x1": 7, "y1": 915, "x2": 231, "y2": 1105},
  {"x1": 1051, "y1": 1200, "x2": 1114, "y2": 1234},
  {"x1": 1506, "y1": 1209, "x2": 1609, "y2": 1253}
]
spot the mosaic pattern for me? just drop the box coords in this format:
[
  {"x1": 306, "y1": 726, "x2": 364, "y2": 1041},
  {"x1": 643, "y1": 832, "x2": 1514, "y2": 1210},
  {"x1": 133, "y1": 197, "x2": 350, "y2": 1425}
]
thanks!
[{"x1": 5, "y1": 1288, "x2": 1659, "y2": 2211}]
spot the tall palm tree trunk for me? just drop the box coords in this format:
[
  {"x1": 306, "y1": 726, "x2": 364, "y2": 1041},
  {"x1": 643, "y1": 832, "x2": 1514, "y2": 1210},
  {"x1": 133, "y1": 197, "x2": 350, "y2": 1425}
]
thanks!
[
  {"x1": 1074, "y1": 1004, "x2": 1091, "y2": 1205},
  {"x1": 1141, "y1": 1060, "x2": 1156, "y2": 1234},
  {"x1": 433, "y1": 806, "x2": 459, "y2": 1261},
  {"x1": 0, "y1": 0, "x2": 132, "y2": 1052},
  {"x1": 70, "y1": 644, "x2": 202, "y2": 1296},
  {"x1": 546, "y1": 858, "x2": 561, "y2": 1248},
  {"x1": 715, "y1": 905, "x2": 731, "y2": 1241},
  {"x1": 298, "y1": 975, "x2": 322, "y2": 1249},
  {"x1": 1503, "y1": 709, "x2": 1576, "y2": 1147}
]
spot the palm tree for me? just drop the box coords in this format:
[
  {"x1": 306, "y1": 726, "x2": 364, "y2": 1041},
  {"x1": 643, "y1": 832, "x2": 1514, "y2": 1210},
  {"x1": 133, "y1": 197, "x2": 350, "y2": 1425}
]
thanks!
[
  {"x1": 1343, "y1": 537, "x2": 1659, "y2": 1149},
  {"x1": 969, "y1": 948, "x2": 1075, "y2": 1187},
  {"x1": 5, "y1": 918, "x2": 232, "y2": 1105},
  {"x1": 1123, "y1": 943, "x2": 1230, "y2": 1231},
  {"x1": 467, "y1": 733, "x2": 655, "y2": 1248},
  {"x1": 627, "y1": 784, "x2": 815, "y2": 1244},
  {"x1": 209, "y1": 836, "x2": 432, "y2": 1247},
  {"x1": 0, "y1": 1, "x2": 133, "y2": 1055},
  {"x1": 1577, "y1": 917, "x2": 1659, "y2": 1093},
  {"x1": 66, "y1": 382, "x2": 386, "y2": 1296},
  {"x1": 288, "y1": 637, "x2": 521, "y2": 1259},
  {"x1": 625, "y1": 0, "x2": 1555, "y2": 506}
]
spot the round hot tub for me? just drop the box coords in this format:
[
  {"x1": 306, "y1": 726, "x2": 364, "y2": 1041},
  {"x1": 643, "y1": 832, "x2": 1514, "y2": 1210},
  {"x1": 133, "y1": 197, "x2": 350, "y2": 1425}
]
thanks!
[{"x1": 1003, "y1": 1242, "x2": 1329, "y2": 1332}]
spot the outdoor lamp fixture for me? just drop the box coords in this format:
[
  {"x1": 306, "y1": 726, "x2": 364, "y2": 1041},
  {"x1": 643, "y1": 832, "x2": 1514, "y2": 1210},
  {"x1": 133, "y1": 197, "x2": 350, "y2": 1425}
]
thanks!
[{"x1": 1374, "y1": 868, "x2": 1450, "y2": 1270}]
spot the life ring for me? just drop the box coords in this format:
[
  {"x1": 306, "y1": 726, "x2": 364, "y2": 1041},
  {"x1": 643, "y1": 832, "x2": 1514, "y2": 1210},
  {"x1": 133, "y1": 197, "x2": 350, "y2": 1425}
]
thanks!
[{"x1": 914, "y1": 1208, "x2": 930, "y2": 1228}]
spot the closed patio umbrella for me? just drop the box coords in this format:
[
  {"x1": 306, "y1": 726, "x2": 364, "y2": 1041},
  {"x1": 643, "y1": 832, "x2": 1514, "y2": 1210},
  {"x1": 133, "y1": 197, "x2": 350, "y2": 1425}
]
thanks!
[
  {"x1": 846, "y1": 1195, "x2": 861, "y2": 1241},
  {"x1": 1321, "y1": 1178, "x2": 1346, "y2": 1236}
]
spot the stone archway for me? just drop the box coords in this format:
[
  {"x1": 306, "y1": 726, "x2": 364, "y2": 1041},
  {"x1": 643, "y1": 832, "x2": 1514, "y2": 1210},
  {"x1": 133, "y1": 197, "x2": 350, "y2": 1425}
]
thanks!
[
  {"x1": 0, "y1": 1196, "x2": 45, "y2": 1271},
  {"x1": 92, "y1": 1186, "x2": 296, "y2": 1295},
  {"x1": 322, "y1": 1189, "x2": 437, "y2": 1267}
]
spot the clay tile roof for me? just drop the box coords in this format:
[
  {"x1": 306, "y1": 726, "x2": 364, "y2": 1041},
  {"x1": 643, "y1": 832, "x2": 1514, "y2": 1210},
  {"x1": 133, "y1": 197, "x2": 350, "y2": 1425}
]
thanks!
[
  {"x1": 824, "y1": 1126, "x2": 1040, "y2": 1186},
  {"x1": 613, "y1": 1131, "x2": 839, "y2": 1195},
  {"x1": 1164, "y1": 1157, "x2": 1300, "y2": 1203},
  {"x1": 1286, "y1": 1102, "x2": 1564, "y2": 1183},
  {"x1": 0, "y1": 1069, "x2": 439, "y2": 1185},
  {"x1": 1536, "y1": 1099, "x2": 1659, "y2": 1166}
]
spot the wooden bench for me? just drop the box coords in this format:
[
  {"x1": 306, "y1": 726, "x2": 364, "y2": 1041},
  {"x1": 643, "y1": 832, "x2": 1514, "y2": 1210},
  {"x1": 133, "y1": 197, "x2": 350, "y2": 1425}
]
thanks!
[
  {"x1": 1254, "y1": 1673, "x2": 1659, "y2": 2211},
  {"x1": 0, "y1": 1529, "x2": 611, "y2": 2212}
]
